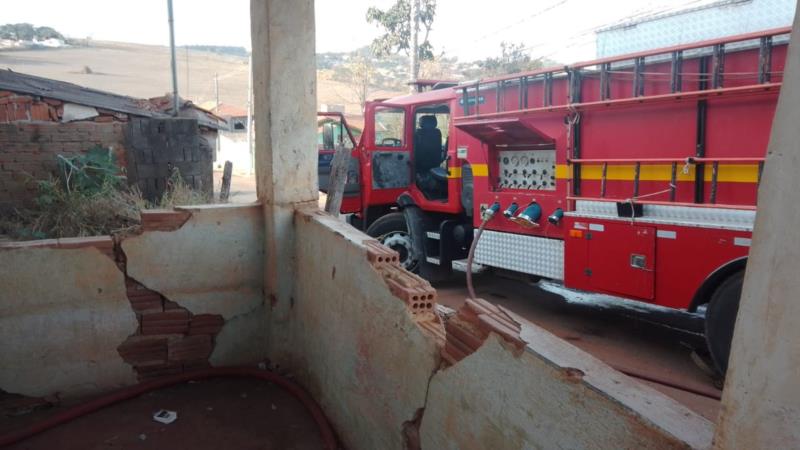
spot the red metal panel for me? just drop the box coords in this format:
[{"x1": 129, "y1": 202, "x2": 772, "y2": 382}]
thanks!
[
  {"x1": 587, "y1": 222, "x2": 656, "y2": 300},
  {"x1": 456, "y1": 118, "x2": 554, "y2": 147}
]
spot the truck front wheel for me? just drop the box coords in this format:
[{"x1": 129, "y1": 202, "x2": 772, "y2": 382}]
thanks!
[
  {"x1": 705, "y1": 271, "x2": 745, "y2": 376},
  {"x1": 366, "y1": 212, "x2": 419, "y2": 272}
]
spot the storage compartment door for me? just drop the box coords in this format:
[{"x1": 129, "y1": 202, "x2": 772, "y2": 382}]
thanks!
[{"x1": 587, "y1": 222, "x2": 656, "y2": 300}]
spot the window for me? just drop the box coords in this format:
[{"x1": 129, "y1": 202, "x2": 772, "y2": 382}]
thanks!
[
  {"x1": 317, "y1": 118, "x2": 354, "y2": 150},
  {"x1": 374, "y1": 107, "x2": 405, "y2": 147},
  {"x1": 414, "y1": 104, "x2": 450, "y2": 144}
]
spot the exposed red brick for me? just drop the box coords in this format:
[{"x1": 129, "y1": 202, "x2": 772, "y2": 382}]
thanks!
[
  {"x1": 94, "y1": 116, "x2": 114, "y2": 123},
  {"x1": 128, "y1": 291, "x2": 163, "y2": 314},
  {"x1": 168, "y1": 335, "x2": 213, "y2": 362},
  {"x1": 117, "y1": 336, "x2": 168, "y2": 366},
  {"x1": 188, "y1": 314, "x2": 225, "y2": 335},
  {"x1": 376, "y1": 263, "x2": 437, "y2": 314},
  {"x1": 11, "y1": 105, "x2": 28, "y2": 121},
  {"x1": 29, "y1": 103, "x2": 52, "y2": 121},
  {"x1": 0, "y1": 236, "x2": 115, "y2": 260},
  {"x1": 440, "y1": 297, "x2": 526, "y2": 365},
  {"x1": 140, "y1": 310, "x2": 190, "y2": 335},
  {"x1": 0, "y1": 91, "x2": 13, "y2": 98},
  {"x1": 42, "y1": 98, "x2": 62, "y2": 106},
  {"x1": 364, "y1": 239, "x2": 400, "y2": 265},
  {"x1": 140, "y1": 209, "x2": 193, "y2": 231}
]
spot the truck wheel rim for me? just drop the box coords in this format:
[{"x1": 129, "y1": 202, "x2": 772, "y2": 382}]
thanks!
[{"x1": 381, "y1": 232, "x2": 418, "y2": 271}]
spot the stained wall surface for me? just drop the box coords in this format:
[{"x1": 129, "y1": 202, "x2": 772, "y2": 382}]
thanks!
[
  {"x1": 0, "y1": 239, "x2": 137, "y2": 398},
  {"x1": 284, "y1": 208, "x2": 714, "y2": 450},
  {"x1": 290, "y1": 209, "x2": 439, "y2": 450},
  {"x1": 0, "y1": 204, "x2": 266, "y2": 398}
]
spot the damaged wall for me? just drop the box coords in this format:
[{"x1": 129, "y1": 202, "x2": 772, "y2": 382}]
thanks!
[
  {"x1": 283, "y1": 209, "x2": 714, "y2": 450},
  {"x1": 289, "y1": 209, "x2": 440, "y2": 450},
  {"x1": 0, "y1": 237, "x2": 137, "y2": 398},
  {"x1": 123, "y1": 204, "x2": 266, "y2": 368},
  {"x1": 421, "y1": 324, "x2": 713, "y2": 449},
  {"x1": 0, "y1": 204, "x2": 265, "y2": 397}
]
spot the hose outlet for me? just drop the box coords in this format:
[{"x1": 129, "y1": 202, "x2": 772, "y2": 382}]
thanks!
[
  {"x1": 482, "y1": 202, "x2": 501, "y2": 221},
  {"x1": 503, "y1": 202, "x2": 519, "y2": 218},
  {"x1": 548, "y1": 208, "x2": 564, "y2": 225},
  {"x1": 510, "y1": 202, "x2": 542, "y2": 228}
]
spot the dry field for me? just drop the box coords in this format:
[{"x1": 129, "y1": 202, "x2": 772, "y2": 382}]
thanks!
[{"x1": 0, "y1": 41, "x2": 403, "y2": 126}]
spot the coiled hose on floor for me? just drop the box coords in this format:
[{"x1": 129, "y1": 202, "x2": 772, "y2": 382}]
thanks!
[{"x1": 0, "y1": 367, "x2": 338, "y2": 449}]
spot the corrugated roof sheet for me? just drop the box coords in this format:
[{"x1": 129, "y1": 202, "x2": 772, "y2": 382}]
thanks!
[{"x1": 0, "y1": 69, "x2": 164, "y2": 117}]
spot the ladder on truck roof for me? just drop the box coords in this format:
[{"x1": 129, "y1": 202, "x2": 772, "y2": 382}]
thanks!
[{"x1": 456, "y1": 27, "x2": 790, "y2": 210}]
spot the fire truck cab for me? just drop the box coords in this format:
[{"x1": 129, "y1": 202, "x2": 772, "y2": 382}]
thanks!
[{"x1": 327, "y1": 27, "x2": 791, "y2": 375}]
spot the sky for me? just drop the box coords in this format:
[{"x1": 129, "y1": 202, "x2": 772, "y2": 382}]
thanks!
[{"x1": 2, "y1": 0, "x2": 722, "y2": 63}]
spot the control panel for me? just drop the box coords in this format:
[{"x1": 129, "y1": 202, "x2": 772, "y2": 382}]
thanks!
[{"x1": 496, "y1": 149, "x2": 556, "y2": 190}]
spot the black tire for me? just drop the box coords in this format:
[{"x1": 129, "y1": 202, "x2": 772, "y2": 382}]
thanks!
[
  {"x1": 705, "y1": 271, "x2": 744, "y2": 375},
  {"x1": 366, "y1": 212, "x2": 418, "y2": 272}
]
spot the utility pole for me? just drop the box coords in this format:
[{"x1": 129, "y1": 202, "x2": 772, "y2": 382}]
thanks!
[
  {"x1": 214, "y1": 72, "x2": 220, "y2": 110},
  {"x1": 185, "y1": 45, "x2": 190, "y2": 98},
  {"x1": 409, "y1": 0, "x2": 420, "y2": 91},
  {"x1": 167, "y1": 0, "x2": 179, "y2": 116}
]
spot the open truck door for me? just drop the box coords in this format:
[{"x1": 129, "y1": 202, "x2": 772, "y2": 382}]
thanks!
[
  {"x1": 317, "y1": 112, "x2": 361, "y2": 213},
  {"x1": 360, "y1": 101, "x2": 412, "y2": 212}
]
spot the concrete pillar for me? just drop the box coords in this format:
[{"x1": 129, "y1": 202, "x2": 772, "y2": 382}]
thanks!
[
  {"x1": 250, "y1": 0, "x2": 318, "y2": 356},
  {"x1": 714, "y1": 7, "x2": 800, "y2": 449}
]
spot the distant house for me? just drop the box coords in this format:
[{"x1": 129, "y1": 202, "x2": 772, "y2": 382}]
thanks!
[
  {"x1": 0, "y1": 69, "x2": 226, "y2": 207},
  {"x1": 210, "y1": 103, "x2": 253, "y2": 174}
]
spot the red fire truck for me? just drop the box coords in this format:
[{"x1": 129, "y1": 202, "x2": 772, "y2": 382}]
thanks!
[{"x1": 322, "y1": 27, "x2": 790, "y2": 374}]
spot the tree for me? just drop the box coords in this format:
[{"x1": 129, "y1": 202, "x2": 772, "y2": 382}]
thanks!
[
  {"x1": 472, "y1": 42, "x2": 555, "y2": 77},
  {"x1": 366, "y1": 0, "x2": 436, "y2": 82},
  {"x1": 341, "y1": 54, "x2": 376, "y2": 113}
]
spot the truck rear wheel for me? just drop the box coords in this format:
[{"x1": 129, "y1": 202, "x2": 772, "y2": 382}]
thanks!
[
  {"x1": 705, "y1": 271, "x2": 744, "y2": 375},
  {"x1": 366, "y1": 212, "x2": 419, "y2": 272}
]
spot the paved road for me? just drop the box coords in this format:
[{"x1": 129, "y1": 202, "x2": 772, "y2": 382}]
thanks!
[{"x1": 434, "y1": 271, "x2": 722, "y2": 422}]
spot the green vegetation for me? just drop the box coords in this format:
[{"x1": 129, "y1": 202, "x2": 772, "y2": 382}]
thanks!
[
  {"x1": 0, "y1": 147, "x2": 208, "y2": 240},
  {"x1": 468, "y1": 42, "x2": 557, "y2": 78},
  {"x1": 0, "y1": 23, "x2": 64, "y2": 42},
  {"x1": 366, "y1": 0, "x2": 437, "y2": 62}
]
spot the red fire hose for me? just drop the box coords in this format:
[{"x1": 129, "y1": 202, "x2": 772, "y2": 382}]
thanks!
[{"x1": 0, "y1": 367, "x2": 339, "y2": 449}]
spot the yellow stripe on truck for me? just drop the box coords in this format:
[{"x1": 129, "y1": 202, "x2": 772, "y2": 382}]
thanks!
[
  {"x1": 453, "y1": 163, "x2": 758, "y2": 183},
  {"x1": 554, "y1": 164, "x2": 759, "y2": 183}
]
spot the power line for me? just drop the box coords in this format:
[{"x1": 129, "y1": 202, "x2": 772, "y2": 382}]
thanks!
[
  {"x1": 443, "y1": 0, "x2": 569, "y2": 54},
  {"x1": 517, "y1": 0, "x2": 712, "y2": 59}
]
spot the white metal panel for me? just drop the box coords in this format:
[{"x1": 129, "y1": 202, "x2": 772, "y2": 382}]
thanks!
[
  {"x1": 596, "y1": 0, "x2": 795, "y2": 58},
  {"x1": 474, "y1": 230, "x2": 564, "y2": 280},
  {"x1": 497, "y1": 150, "x2": 556, "y2": 190},
  {"x1": 568, "y1": 200, "x2": 756, "y2": 231}
]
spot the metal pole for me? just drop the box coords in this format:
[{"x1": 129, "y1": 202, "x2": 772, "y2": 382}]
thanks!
[
  {"x1": 247, "y1": 54, "x2": 254, "y2": 175},
  {"x1": 214, "y1": 72, "x2": 220, "y2": 110},
  {"x1": 167, "y1": 0, "x2": 179, "y2": 116}
]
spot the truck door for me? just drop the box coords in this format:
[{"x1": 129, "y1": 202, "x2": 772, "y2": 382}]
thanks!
[
  {"x1": 363, "y1": 102, "x2": 411, "y2": 208},
  {"x1": 586, "y1": 222, "x2": 656, "y2": 300},
  {"x1": 317, "y1": 112, "x2": 361, "y2": 213}
]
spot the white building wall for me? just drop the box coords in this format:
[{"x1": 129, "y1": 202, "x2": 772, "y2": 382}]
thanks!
[{"x1": 596, "y1": 0, "x2": 796, "y2": 58}]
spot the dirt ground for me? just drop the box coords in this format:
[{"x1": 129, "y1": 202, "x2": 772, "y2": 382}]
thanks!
[
  {"x1": 2, "y1": 378, "x2": 324, "y2": 450},
  {"x1": 435, "y1": 272, "x2": 722, "y2": 421}
]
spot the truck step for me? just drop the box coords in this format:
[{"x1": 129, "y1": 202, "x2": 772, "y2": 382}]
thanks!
[
  {"x1": 426, "y1": 231, "x2": 440, "y2": 239},
  {"x1": 451, "y1": 259, "x2": 488, "y2": 274},
  {"x1": 425, "y1": 256, "x2": 441, "y2": 265}
]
